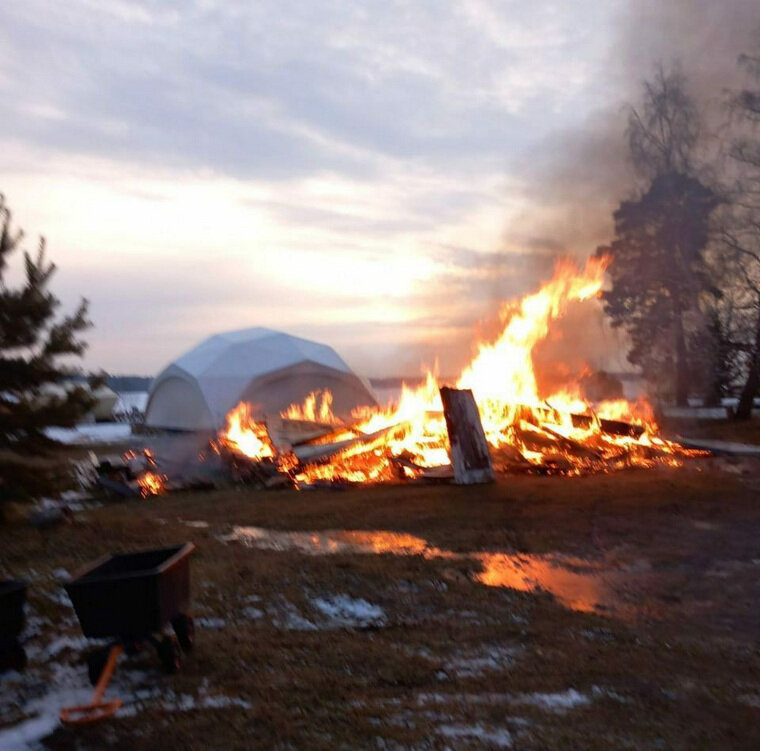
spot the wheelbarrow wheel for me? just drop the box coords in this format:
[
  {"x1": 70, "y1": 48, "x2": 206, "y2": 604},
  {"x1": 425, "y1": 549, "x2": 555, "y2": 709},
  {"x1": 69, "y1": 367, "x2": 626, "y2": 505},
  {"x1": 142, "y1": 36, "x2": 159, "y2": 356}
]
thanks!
[
  {"x1": 171, "y1": 614, "x2": 195, "y2": 653},
  {"x1": 86, "y1": 646, "x2": 111, "y2": 686},
  {"x1": 158, "y1": 634, "x2": 182, "y2": 674}
]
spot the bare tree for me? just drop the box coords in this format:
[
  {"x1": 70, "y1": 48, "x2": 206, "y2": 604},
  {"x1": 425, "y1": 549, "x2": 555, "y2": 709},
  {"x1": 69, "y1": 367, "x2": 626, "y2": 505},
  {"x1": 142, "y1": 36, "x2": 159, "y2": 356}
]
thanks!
[
  {"x1": 627, "y1": 64, "x2": 701, "y2": 181},
  {"x1": 719, "y1": 46, "x2": 760, "y2": 418}
]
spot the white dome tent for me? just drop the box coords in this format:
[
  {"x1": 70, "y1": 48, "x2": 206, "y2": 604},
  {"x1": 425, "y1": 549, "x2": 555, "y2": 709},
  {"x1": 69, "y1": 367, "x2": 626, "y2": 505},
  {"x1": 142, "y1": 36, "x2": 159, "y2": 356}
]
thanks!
[{"x1": 144, "y1": 327, "x2": 377, "y2": 431}]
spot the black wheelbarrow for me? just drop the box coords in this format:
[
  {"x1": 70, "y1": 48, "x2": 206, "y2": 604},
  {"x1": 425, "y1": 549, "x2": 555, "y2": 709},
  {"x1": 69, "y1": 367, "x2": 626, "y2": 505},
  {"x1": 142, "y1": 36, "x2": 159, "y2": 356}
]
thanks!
[
  {"x1": 0, "y1": 579, "x2": 28, "y2": 672},
  {"x1": 62, "y1": 543, "x2": 195, "y2": 725}
]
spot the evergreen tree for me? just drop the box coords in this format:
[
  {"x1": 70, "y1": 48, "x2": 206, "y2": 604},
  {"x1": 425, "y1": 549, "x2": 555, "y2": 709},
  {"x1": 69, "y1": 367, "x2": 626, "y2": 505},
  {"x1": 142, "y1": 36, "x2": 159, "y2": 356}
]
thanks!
[
  {"x1": 0, "y1": 195, "x2": 93, "y2": 508},
  {"x1": 597, "y1": 173, "x2": 718, "y2": 405}
]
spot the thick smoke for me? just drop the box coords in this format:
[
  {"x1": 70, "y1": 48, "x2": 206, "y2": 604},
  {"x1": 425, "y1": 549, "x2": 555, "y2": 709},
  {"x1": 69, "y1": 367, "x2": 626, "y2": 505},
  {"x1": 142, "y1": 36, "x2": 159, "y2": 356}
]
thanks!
[
  {"x1": 518, "y1": 0, "x2": 760, "y2": 247},
  {"x1": 363, "y1": 2, "x2": 759, "y2": 381},
  {"x1": 503, "y1": 0, "x2": 760, "y2": 381}
]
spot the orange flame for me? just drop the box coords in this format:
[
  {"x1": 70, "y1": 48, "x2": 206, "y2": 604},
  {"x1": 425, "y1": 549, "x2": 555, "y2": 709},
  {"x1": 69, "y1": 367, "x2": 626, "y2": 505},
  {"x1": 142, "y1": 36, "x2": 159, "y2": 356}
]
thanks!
[
  {"x1": 218, "y1": 402, "x2": 275, "y2": 460},
  {"x1": 218, "y1": 256, "x2": 702, "y2": 483},
  {"x1": 137, "y1": 471, "x2": 167, "y2": 498},
  {"x1": 281, "y1": 390, "x2": 339, "y2": 423}
]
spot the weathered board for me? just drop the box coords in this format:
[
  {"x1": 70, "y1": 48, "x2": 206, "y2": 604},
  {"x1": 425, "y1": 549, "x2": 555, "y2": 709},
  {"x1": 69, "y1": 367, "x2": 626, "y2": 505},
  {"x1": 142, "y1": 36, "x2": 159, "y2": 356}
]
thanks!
[{"x1": 439, "y1": 387, "x2": 495, "y2": 485}]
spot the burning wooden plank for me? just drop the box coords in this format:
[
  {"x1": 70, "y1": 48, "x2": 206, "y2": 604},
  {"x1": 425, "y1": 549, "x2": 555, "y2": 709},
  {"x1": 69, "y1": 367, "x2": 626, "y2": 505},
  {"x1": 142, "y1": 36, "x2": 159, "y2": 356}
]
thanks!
[
  {"x1": 293, "y1": 423, "x2": 404, "y2": 464},
  {"x1": 529, "y1": 404, "x2": 646, "y2": 439},
  {"x1": 268, "y1": 416, "x2": 341, "y2": 448},
  {"x1": 439, "y1": 387, "x2": 495, "y2": 485},
  {"x1": 540, "y1": 425, "x2": 603, "y2": 460},
  {"x1": 389, "y1": 455, "x2": 455, "y2": 482},
  {"x1": 570, "y1": 413, "x2": 646, "y2": 439}
]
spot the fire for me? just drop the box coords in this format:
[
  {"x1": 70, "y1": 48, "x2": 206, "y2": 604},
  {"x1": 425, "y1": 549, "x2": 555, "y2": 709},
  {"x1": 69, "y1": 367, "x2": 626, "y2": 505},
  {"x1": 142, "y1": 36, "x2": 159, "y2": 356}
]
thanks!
[
  {"x1": 219, "y1": 402, "x2": 276, "y2": 460},
  {"x1": 137, "y1": 471, "x2": 167, "y2": 498},
  {"x1": 281, "y1": 390, "x2": 339, "y2": 423},
  {"x1": 216, "y1": 256, "x2": 704, "y2": 485},
  {"x1": 458, "y1": 256, "x2": 608, "y2": 408}
]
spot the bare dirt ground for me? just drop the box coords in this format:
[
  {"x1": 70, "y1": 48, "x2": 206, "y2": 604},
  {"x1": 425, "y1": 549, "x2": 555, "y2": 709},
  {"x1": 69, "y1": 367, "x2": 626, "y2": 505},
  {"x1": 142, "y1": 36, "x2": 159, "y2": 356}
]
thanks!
[
  {"x1": 2, "y1": 456, "x2": 760, "y2": 750},
  {"x1": 662, "y1": 416, "x2": 760, "y2": 445}
]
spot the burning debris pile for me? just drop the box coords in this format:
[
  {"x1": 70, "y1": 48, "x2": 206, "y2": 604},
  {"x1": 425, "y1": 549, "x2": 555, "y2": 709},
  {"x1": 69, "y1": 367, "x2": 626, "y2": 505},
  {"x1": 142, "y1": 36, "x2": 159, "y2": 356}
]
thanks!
[
  {"x1": 124, "y1": 258, "x2": 704, "y2": 496},
  {"x1": 91, "y1": 449, "x2": 169, "y2": 498}
]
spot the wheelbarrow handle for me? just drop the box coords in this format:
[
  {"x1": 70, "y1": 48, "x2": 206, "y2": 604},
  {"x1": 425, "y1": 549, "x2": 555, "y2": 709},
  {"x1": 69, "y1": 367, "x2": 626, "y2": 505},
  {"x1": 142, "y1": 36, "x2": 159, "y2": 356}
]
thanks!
[
  {"x1": 60, "y1": 644, "x2": 124, "y2": 726},
  {"x1": 60, "y1": 699, "x2": 123, "y2": 726}
]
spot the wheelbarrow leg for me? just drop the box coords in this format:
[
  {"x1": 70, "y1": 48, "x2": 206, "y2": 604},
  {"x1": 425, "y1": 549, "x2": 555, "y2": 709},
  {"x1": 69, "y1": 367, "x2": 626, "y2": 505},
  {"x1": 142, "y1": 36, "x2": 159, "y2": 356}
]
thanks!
[{"x1": 60, "y1": 644, "x2": 123, "y2": 725}]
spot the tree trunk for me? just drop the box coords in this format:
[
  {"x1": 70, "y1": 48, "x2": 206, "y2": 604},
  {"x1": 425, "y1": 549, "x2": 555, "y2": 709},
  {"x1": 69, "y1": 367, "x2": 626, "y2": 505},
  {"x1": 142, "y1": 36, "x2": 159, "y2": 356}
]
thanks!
[
  {"x1": 736, "y1": 360, "x2": 759, "y2": 419},
  {"x1": 736, "y1": 312, "x2": 760, "y2": 420},
  {"x1": 674, "y1": 312, "x2": 689, "y2": 407}
]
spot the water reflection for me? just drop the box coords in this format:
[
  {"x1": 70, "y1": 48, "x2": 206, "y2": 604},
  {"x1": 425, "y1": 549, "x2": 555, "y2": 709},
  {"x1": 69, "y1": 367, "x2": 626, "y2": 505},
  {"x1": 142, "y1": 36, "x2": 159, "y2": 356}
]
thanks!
[
  {"x1": 474, "y1": 554, "x2": 611, "y2": 613},
  {"x1": 226, "y1": 526, "x2": 617, "y2": 614},
  {"x1": 226, "y1": 527, "x2": 442, "y2": 556}
]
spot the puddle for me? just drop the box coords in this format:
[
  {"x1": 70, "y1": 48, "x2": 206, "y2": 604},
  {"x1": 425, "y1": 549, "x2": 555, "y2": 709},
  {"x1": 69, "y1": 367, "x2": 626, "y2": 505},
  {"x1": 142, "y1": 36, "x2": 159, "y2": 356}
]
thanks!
[
  {"x1": 475, "y1": 554, "x2": 613, "y2": 613},
  {"x1": 225, "y1": 527, "x2": 444, "y2": 557},
  {"x1": 226, "y1": 527, "x2": 621, "y2": 614}
]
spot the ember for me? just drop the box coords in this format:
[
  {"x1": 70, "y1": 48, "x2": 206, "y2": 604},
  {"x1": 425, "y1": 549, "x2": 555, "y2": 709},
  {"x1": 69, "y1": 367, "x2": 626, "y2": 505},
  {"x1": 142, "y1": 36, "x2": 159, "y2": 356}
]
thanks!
[
  {"x1": 137, "y1": 471, "x2": 167, "y2": 498},
  {"x1": 213, "y1": 257, "x2": 705, "y2": 485}
]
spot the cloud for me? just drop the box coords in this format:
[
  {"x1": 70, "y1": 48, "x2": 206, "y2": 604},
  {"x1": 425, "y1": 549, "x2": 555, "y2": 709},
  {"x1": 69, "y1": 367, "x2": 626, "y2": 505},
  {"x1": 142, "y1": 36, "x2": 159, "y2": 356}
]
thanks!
[
  {"x1": 507, "y1": 0, "x2": 760, "y2": 262},
  {"x1": 5, "y1": 0, "x2": 752, "y2": 377},
  {"x1": 0, "y1": 0, "x2": 611, "y2": 180}
]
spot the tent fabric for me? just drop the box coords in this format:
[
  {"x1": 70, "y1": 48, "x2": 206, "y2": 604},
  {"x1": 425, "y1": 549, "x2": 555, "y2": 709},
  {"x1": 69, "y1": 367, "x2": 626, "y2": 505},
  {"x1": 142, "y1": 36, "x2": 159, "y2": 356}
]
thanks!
[{"x1": 145, "y1": 327, "x2": 376, "y2": 431}]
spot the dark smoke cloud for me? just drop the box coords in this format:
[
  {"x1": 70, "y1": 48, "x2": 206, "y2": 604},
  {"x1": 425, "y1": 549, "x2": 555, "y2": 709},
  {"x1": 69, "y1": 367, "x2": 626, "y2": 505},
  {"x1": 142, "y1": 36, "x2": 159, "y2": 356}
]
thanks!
[
  {"x1": 494, "y1": 0, "x2": 760, "y2": 377},
  {"x1": 514, "y1": 0, "x2": 760, "y2": 260}
]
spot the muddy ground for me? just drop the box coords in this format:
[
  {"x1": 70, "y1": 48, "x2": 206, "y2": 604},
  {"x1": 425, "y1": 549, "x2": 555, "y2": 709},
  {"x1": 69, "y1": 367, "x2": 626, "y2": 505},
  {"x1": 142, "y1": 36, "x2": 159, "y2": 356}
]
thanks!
[{"x1": 1, "y1": 456, "x2": 759, "y2": 750}]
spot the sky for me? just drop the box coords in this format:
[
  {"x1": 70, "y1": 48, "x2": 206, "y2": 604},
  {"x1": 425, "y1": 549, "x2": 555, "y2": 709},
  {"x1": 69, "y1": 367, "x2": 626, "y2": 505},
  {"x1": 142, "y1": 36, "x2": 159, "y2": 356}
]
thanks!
[{"x1": 0, "y1": 0, "x2": 757, "y2": 378}]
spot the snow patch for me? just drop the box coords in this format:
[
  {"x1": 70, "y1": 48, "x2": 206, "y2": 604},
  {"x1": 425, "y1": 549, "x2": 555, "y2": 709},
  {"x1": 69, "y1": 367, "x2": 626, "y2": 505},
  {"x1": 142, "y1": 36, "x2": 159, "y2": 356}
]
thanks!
[
  {"x1": 271, "y1": 601, "x2": 318, "y2": 631},
  {"x1": 739, "y1": 693, "x2": 760, "y2": 708},
  {"x1": 439, "y1": 723, "x2": 512, "y2": 748},
  {"x1": 591, "y1": 685, "x2": 628, "y2": 703},
  {"x1": 0, "y1": 663, "x2": 94, "y2": 750},
  {"x1": 161, "y1": 691, "x2": 251, "y2": 712},
  {"x1": 444, "y1": 645, "x2": 517, "y2": 678},
  {"x1": 40, "y1": 635, "x2": 89, "y2": 658},
  {"x1": 0, "y1": 652, "x2": 248, "y2": 750},
  {"x1": 514, "y1": 688, "x2": 590, "y2": 712},
  {"x1": 43, "y1": 589, "x2": 73, "y2": 608},
  {"x1": 311, "y1": 595, "x2": 386, "y2": 628},
  {"x1": 196, "y1": 617, "x2": 226, "y2": 629},
  {"x1": 46, "y1": 422, "x2": 132, "y2": 445}
]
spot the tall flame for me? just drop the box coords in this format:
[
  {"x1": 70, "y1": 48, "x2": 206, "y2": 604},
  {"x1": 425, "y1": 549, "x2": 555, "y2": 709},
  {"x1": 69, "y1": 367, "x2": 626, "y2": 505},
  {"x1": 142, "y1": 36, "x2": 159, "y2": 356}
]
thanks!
[
  {"x1": 457, "y1": 256, "x2": 608, "y2": 406},
  {"x1": 217, "y1": 256, "x2": 701, "y2": 483}
]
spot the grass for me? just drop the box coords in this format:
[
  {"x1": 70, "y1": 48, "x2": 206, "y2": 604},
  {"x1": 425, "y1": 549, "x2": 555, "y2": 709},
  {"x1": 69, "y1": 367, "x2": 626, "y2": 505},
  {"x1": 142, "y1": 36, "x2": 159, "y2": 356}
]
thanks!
[{"x1": 1, "y1": 461, "x2": 759, "y2": 749}]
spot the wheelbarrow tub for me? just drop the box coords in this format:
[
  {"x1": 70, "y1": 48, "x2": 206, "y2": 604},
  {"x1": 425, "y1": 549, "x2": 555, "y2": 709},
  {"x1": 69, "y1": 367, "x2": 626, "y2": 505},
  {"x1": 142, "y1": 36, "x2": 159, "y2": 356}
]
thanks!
[
  {"x1": 65, "y1": 544, "x2": 194, "y2": 639},
  {"x1": 0, "y1": 580, "x2": 27, "y2": 649}
]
